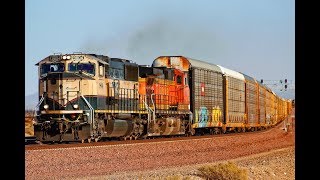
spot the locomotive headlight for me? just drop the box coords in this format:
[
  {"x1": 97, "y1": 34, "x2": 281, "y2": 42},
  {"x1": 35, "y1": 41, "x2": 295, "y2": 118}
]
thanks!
[
  {"x1": 66, "y1": 55, "x2": 71, "y2": 59},
  {"x1": 62, "y1": 55, "x2": 67, "y2": 60},
  {"x1": 73, "y1": 104, "x2": 79, "y2": 109},
  {"x1": 44, "y1": 104, "x2": 49, "y2": 109}
]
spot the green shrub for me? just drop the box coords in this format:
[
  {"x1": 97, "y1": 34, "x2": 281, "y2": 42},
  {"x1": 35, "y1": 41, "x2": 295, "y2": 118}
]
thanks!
[{"x1": 197, "y1": 161, "x2": 248, "y2": 180}]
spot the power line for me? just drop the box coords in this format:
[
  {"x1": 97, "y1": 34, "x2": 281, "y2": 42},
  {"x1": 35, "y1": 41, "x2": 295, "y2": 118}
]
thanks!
[{"x1": 260, "y1": 79, "x2": 295, "y2": 92}]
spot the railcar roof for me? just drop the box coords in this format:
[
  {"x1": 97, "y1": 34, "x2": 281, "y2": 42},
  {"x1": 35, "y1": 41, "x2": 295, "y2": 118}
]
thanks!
[
  {"x1": 265, "y1": 85, "x2": 273, "y2": 93},
  {"x1": 239, "y1": 72, "x2": 279, "y2": 96},
  {"x1": 257, "y1": 81, "x2": 269, "y2": 90},
  {"x1": 241, "y1": 72, "x2": 257, "y2": 83},
  {"x1": 217, "y1": 65, "x2": 245, "y2": 80},
  {"x1": 184, "y1": 57, "x2": 222, "y2": 73},
  {"x1": 152, "y1": 56, "x2": 222, "y2": 73}
]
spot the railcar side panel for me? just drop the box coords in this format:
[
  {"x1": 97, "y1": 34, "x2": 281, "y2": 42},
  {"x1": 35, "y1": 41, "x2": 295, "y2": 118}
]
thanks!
[
  {"x1": 265, "y1": 89, "x2": 273, "y2": 126},
  {"x1": 191, "y1": 67, "x2": 224, "y2": 128},
  {"x1": 244, "y1": 78, "x2": 259, "y2": 128},
  {"x1": 258, "y1": 84, "x2": 266, "y2": 126},
  {"x1": 270, "y1": 92, "x2": 277, "y2": 126},
  {"x1": 225, "y1": 76, "x2": 246, "y2": 127}
]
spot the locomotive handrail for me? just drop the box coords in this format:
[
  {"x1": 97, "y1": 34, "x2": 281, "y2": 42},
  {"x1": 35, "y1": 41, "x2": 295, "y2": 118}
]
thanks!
[
  {"x1": 143, "y1": 97, "x2": 152, "y2": 121},
  {"x1": 143, "y1": 95, "x2": 155, "y2": 126},
  {"x1": 33, "y1": 94, "x2": 45, "y2": 121},
  {"x1": 80, "y1": 95, "x2": 94, "y2": 127},
  {"x1": 66, "y1": 90, "x2": 80, "y2": 106},
  {"x1": 150, "y1": 94, "x2": 156, "y2": 125},
  {"x1": 150, "y1": 94, "x2": 155, "y2": 111},
  {"x1": 143, "y1": 97, "x2": 151, "y2": 125}
]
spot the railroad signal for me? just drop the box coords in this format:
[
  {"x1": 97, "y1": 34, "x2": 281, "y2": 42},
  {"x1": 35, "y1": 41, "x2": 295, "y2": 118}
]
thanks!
[{"x1": 261, "y1": 79, "x2": 294, "y2": 91}]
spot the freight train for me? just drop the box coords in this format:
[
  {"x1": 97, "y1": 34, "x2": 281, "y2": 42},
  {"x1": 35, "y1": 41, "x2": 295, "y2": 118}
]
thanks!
[{"x1": 32, "y1": 53, "x2": 293, "y2": 143}]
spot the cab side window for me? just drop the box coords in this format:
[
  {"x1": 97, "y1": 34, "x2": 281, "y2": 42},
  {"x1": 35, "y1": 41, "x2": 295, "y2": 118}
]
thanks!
[
  {"x1": 177, "y1": 75, "x2": 182, "y2": 85},
  {"x1": 99, "y1": 63, "x2": 104, "y2": 77}
]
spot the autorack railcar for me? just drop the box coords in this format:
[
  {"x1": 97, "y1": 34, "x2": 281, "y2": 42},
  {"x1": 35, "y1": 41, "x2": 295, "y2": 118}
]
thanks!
[{"x1": 241, "y1": 73, "x2": 259, "y2": 131}]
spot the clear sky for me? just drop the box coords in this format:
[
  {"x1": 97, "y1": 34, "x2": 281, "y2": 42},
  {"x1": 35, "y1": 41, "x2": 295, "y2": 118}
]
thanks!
[{"x1": 26, "y1": 0, "x2": 295, "y2": 99}]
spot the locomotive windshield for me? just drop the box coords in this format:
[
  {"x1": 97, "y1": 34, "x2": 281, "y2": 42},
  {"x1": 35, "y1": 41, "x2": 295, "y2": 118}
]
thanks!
[
  {"x1": 68, "y1": 63, "x2": 95, "y2": 75},
  {"x1": 107, "y1": 60, "x2": 124, "y2": 79},
  {"x1": 41, "y1": 63, "x2": 65, "y2": 74}
]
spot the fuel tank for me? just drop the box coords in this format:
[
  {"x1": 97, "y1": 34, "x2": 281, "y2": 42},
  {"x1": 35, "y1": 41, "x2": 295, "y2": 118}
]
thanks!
[{"x1": 103, "y1": 119, "x2": 133, "y2": 137}]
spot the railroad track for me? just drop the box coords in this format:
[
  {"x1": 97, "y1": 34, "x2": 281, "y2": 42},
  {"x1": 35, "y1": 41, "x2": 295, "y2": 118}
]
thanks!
[
  {"x1": 25, "y1": 124, "x2": 278, "y2": 151},
  {"x1": 25, "y1": 136, "x2": 38, "y2": 145}
]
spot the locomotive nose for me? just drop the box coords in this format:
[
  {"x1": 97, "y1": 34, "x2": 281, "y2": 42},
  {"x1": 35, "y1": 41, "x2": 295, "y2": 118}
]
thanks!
[{"x1": 40, "y1": 72, "x2": 82, "y2": 110}]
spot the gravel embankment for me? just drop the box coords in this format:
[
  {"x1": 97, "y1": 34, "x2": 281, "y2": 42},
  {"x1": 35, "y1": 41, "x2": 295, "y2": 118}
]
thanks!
[
  {"x1": 25, "y1": 119, "x2": 295, "y2": 180},
  {"x1": 91, "y1": 146, "x2": 294, "y2": 180}
]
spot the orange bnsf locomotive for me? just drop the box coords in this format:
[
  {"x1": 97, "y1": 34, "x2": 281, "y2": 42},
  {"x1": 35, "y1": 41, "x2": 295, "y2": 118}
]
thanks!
[{"x1": 33, "y1": 53, "x2": 292, "y2": 142}]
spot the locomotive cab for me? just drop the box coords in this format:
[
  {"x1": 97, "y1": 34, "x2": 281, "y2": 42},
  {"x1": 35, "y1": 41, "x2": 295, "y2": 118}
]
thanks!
[{"x1": 34, "y1": 53, "x2": 109, "y2": 142}]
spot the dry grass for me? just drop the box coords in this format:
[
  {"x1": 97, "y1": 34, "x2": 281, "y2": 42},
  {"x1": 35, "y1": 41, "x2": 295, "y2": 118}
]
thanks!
[
  {"x1": 164, "y1": 176, "x2": 193, "y2": 180},
  {"x1": 25, "y1": 112, "x2": 34, "y2": 136},
  {"x1": 197, "y1": 161, "x2": 248, "y2": 180}
]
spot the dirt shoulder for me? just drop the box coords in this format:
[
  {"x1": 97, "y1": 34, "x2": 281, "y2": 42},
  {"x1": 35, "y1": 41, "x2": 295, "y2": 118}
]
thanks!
[{"x1": 81, "y1": 146, "x2": 294, "y2": 180}]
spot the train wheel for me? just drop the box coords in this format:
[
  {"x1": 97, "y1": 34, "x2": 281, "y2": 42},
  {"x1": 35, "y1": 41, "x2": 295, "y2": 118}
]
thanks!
[
  {"x1": 221, "y1": 125, "x2": 227, "y2": 134},
  {"x1": 209, "y1": 129, "x2": 214, "y2": 135},
  {"x1": 213, "y1": 128, "x2": 219, "y2": 134},
  {"x1": 222, "y1": 128, "x2": 226, "y2": 134},
  {"x1": 81, "y1": 139, "x2": 85, "y2": 143},
  {"x1": 134, "y1": 134, "x2": 140, "y2": 140},
  {"x1": 189, "y1": 129, "x2": 195, "y2": 136},
  {"x1": 201, "y1": 130, "x2": 205, "y2": 136},
  {"x1": 242, "y1": 127, "x2": 246, "y2": 133},
  {"x1": 87, "y1": 138, "x2": 91, "y2": 143}
]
